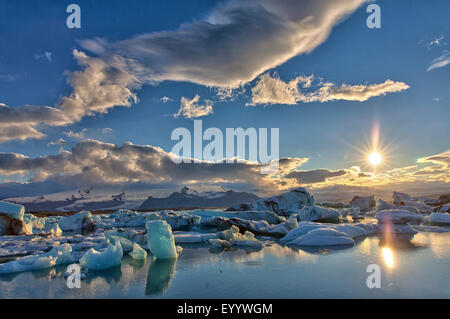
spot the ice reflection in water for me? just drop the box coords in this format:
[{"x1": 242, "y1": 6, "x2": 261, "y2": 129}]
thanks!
[{"x1": 0, "y1": 232, "x2": 449, "y2": 298}]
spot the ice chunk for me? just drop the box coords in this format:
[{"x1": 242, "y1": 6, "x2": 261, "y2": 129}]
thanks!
[
  {"x1": 290, "y1": 228, "x2": 355, "y2": 247},
  {"x1": 59, "y1": 211, "x2": 96, "y2": 233},
  {"x1": 174, "y1": 232, "x2": 216, "y2": 244},
  {"x1": 48, "y1": 223, "x2": 62, "y2": 236},
  {"x1": 194, "y1": 210, "x2": 284, "y2": 225},
  {"x1": 227, "y1": 188, "x2": 314, "y2": 215},
  {"x1": 0, "y1": 201, "x2": 25, "y2": 220},
  {"x1": 146, "y1": 220, "x2": 178, "y2": 259},
  {"x1": 375, "y1": 209, "x2": 424, "y2": 225},
  {"x1": 298, "y1": 205, "x2": 341, "y2": 223},
  {"x1": 375, "y1": 199, "x2": 420, "y2": 214},
  {"x1": 217, "y1": 226, "x2": 262, "y2": 248},
  {"x1": 0, "y1": 243, "x2": 75, "y2": 274},
  {"x1": 79, "y1": 241, "x2": 123, "y2": 271},
  {"x1": 129, "y1": 243, "x2": 147, "y2": 260},
  {"x1": 208, "y1": 238, "x2": 232, "y2": 248},
  {"x1": 110, "y1": 235, "x2": 135, "y2": 253},
  {"x1": 424, "y1": 213, "x2": 450, "y2": 226},
  {"x1": 350, "y1": 196, "x2": 376, "y2": 212},
  {"x1": 393, "y1": 191, "x2": 413, "y2": 204}
]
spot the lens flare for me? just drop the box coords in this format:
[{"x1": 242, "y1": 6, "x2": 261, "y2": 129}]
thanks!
[
  {"x1": 382, "y1": 247, "x2": 394, "y2": 268},
  {"x1": 368, "y1": 152, "x2": 382, "y2": 166}
]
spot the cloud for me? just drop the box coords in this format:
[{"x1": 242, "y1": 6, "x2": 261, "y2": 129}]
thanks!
[
  {"x1": 417, "y1": 150, "x2": 450, "y2": 166},
  {"x1": 0, "y1": 140, "x2": 308, "y2": 195},
  {"x1": 285, "y1": 169, "x2": 347, "y2": 184},
  {"x1": 248, "y1": 73, "x2": 409, "y2": 105},
  {"x1": 34, "y1": 51, "x2": 53, "y2": 62},
  {"x1": 427, "y1": 52, "x2": 450, "y2": 71},
  {"x1": 80, "y1": 0, "x2": 367, "y2": 88},
  {"x1": 47, "y1": 138, "x2": 68, "y2": 147},
  {"x1": 0, "y1": 49, "x2": 141, "y2": 144},
  {"x1": 174, "y1": 95, "x2": 213, "y2": 119}
]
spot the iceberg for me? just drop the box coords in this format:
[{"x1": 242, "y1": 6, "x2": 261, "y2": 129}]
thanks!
[
  {"x1": 217, "y1": 225, "x2": 262, "y2": 248},
  {"x1": 0, "y1": 201, "x2": 25, "y2": 220},
  {"x1": 0, "y1": 243, "x2": 75, "y2": 274},
  {"x1": 298, "y1": 205, "x2": 341, "y2": 223},
  {"x1": 110, "y1": 235, "x2": 135, "y2": 253},
  {"x1": 227, "y1": 188, "x2": 314, "y2": 216},
  {"x1": 174, "y1": 232, "x2": 217, "y2": 244},
  {"x1": 79, "y1": 241, "x2": 123, "y2": 271},
  {"x1": 350, "y1": 195, "x2": 376, "y2": 212},
  {"x1": 424, "y1": 213, "x2": 450, "y2": 226},
  {"x1": 59, "y1": 211, "x2": 96, "y2": 233},
  {"x1": 375, "y1": 209, "x2": 424, "y2": 225},
  {"x1": 146, "y1": 220, "x2": 178, "y2": 259},
  {"x1": 289, "y1": 228, "x2": 355, "y2": 247},
  {"x1": 129, "y1": 243, "x2": 147, "y2": 260},
  {"x1": 194, "y1": 210, "x2": 284, "y2": 225}
]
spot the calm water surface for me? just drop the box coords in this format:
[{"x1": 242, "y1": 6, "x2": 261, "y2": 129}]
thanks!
[{"x1": 0, "y1": 232, "x2": 449, "y2": 298}]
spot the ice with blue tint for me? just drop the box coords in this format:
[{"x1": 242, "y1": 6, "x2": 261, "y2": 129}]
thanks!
[
  {"x1": 289, "y1": 228, "x2": 355, "y2": 246},
  {"x1": 0, "y1": 201, "x2": 25, "y2": 220},
  {"x1": 110, "y1": 235, "x2": 135, "y2": 253},
  {"x1": 79, "y1": 241, "x2": 123, "y2": 271},
  {"x1": 130, "y1": 243, "x2": 147, "y2": 260},
  {"x1": 0, "y1": 243, "x2": 75, "y2": 274},
  {"x1": 59, "y1": 211, "x2": 94, "y2": 232},
  {"x1": 146, "y1": 220, "x2": 178, "y2": 259}
]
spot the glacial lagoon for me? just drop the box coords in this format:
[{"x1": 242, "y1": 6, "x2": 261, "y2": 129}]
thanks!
[{"x1": 1, "y1": 232, "x2": 449, "y2": 299}]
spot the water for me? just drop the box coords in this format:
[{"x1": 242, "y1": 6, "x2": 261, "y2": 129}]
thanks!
[{"x1": 0, "y1": 232, "x2": 449, "y2": 298}]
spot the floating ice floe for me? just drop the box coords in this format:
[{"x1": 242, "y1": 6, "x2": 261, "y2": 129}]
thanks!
[
  {"x1": 350, "y1": 195, "x2": 376, "y2": 212},
  {"x1": 281, "y1": 221, "x2": 372, "y2": 243},
  {"x1": 59, "y1": 211, "x2": 96, "y2": 233},
  {"x1": 0, "y1": 201, "x2": 30, "y2": 236},
  {"x1": 129, "y1": 243, "x2": 147, "y2": 260},
  {"x1": 174, "y1": 232, "x2": 216, "y2": 244},
  {"x1": 0, "y1": 243, "x2": 75, "y2": 274},
  {"x1": 216, "y1": 225, "x2": 262, "y2": 249},
  {"x1": 375, "y1": 199, "x2": 420, "y2": 214},
  {"x1": 104, "y1": 229, "x2": 147, "y2": 247},
  {"x1": 146, "y1": 220, "x2": 178, "y2": 259},
  {"x1": 110, "y1": 235, "x2": 135, "y2": 253},
  {"x1": 393, "y1": 192, "x2": 434, "y2": 214},
  {"x1": 195, "y1": 209, "x2": 284, "y2": 225},
  {"x1": 298, "y1": 205, "x2": 341, "y2": 223},
  {"x1": 375, "y1": 209, "x2": 424, "y2": 225},
  {"x1": 227, "y1": 187, "x2": 314, "y2": 216},
  {"x1": 424, "y1": 213, "x2": 450, "y2": 226},
  {"x1": 79, "y1": 241, "x2": 123, "y2": 271},
  {"x1": 289, "y1": 228, "x2": 355, "y2": 247}
]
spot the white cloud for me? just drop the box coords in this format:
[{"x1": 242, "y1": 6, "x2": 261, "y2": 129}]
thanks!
[
  {"x1": 34, "y1": 51, "x2": 53, "y2": 62},
  {"x1": 248, "y1": 73, "x2": 409, "y2": 105},
  {"x1": 80, "y1": 0, "x2": 368, "y2": 88},
  {"x1": 160, "y1": 96, "x2": 173, "y2": 103},
  {"x1": 174, "y1": 95, "x2": 213, "y2": 119},
  {"x1": 428, "y1": 51, "x2": 450, "y2": 71}
]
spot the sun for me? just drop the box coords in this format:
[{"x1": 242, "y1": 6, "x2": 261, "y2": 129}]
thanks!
[{"x1": 368, "y1": 151, "x2": 382, "y2": 166}]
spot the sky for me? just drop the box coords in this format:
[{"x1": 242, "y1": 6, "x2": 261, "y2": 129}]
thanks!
[{"x1": 0, "y1": 0, "x2": 449, "y2": 200}]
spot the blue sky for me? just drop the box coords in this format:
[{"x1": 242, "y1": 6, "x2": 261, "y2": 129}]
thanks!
[{"x1": 0, "y1": 0, "x2": 449, "y2": 198}]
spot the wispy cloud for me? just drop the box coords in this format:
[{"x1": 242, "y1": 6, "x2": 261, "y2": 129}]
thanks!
[
  {"x1": 248, "y1": 73, "x2": 409, "y2": 106},
  {"x1": 34, "y1": 51, "x2": 53, "y2": 62},
  {"x1": 428, "y1": 51, "x2": 450, "y2": 71},
  {"x1": 174, "y1": 95, "x2": 213, "y2": 119}
]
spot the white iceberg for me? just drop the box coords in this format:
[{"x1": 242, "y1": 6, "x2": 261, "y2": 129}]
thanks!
[
  {"x1": 195, "y1": 209, "x2": 284, "y2": 225},
  {"x1": 298, "y1": 205, "x2": 341, "y2": 223},
  {"x1": 174, "y1": 232, "x2": 216, "y2": 244},
  {"x1": 79, "y1": 241, "x2": 123, "y2": 271},
  {"x1": 375, "y1": 209, "x2": 424, "y2": 225},
  {"x1": 289, "y1": 228, "x2": 355, "y2": 247},
  {"x1": 350, "y1": 195, "x2": 376, "y2": 212},
  {"x1": 0, "y1": 243, "x2": 75, "y2": 274},
  {"x1": 146, "y1": 220, "x2": 178, "y2": 259},
  {"x1": 217, "y1": 225, "x2": 262, "y2": 248},
  {"x1": 59, "y1": 211, "x2": 96, "y2": 233},
  {"x1": 0, "y1": 201, "x2": 25, "y2": 220}
]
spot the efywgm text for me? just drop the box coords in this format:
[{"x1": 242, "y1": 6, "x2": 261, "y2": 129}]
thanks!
[{"x1": 171, "y1": 120, "x2": 280, "y2": 174}]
